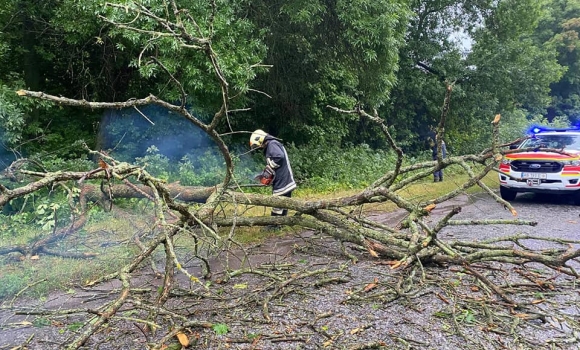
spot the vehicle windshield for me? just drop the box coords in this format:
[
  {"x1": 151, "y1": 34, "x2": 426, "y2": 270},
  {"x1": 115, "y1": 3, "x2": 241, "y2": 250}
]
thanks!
[{"x1": 520, "y1": 134, "x2": 580, "y2": 151}]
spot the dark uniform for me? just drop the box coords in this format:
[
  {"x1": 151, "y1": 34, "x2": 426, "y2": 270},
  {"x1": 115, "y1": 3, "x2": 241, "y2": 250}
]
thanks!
[
  {"x1": 432, "y1": 140, "x2": 447, "y2": 182},
  {"x1": 263, "y1": 135, "x2": 296, "y2": 215}
]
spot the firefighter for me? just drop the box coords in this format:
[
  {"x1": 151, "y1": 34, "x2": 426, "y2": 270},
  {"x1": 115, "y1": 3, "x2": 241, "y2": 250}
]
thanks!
[
  {"x1": 250, "y1": 129, "x2": 296, "y2": 217},
  {"x1": 429, "y1": 137, "x2": 447, "y2": 182}
]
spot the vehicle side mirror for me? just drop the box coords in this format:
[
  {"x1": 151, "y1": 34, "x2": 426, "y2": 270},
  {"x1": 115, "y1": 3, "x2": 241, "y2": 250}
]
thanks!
[{"x1": 509, "y1": 144, "x2": 518, "y2": 150}]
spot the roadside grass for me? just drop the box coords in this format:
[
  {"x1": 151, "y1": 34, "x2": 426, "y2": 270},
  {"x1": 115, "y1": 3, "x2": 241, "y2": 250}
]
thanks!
[
  {"x1": 0, "y1": 244, "x2": 138, "y2": 301},
  {"x1": 225, "y1": 169, "x2": 500, "y2": 243},
  {"x1": 0, "y1": 210, "x2": 147, "y2": 301},
  {"x1": 0, "y1": 169, "x2": 500, "y2": 300}
]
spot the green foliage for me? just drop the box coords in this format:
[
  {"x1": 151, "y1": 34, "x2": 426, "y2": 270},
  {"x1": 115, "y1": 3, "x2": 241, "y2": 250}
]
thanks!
[
  {"x1": 176, "y1": 152, "x2": 228, "y2": 186},
  {"x1": 244, "y1": 0, "x2": 411, "y2": 146},
  {"x1": 99, "y1": 106, "x2": 215, "y2": 162},
  {"x1": 212, "y1": 323, "x2": 229, "y2": 335},
  {"x1": 456, "y1": 309, "x2": 476, "y2": 324},
  {"x1": 101, "y1": 0, "x2": 267, "y2": 113},
  {"x1": 0, "y1": 155, "x2": 92, "y2": 231},
  {"x1": 0, "y1": 186, "x2": 77, "y2": 234},
  {"x1": 535, "y1": 0, "x2": 580, "y2": 123},
  {"x1": 466, "y1": 3, "x2": 564, "y2": 118},
  {"x1": 447, "y1": 108, "x2": 574, "y2": 154},
  {"x1": 0, "y1": 0, "x2": 578, "y2": 163},
  {"x1": 382, "y1": 0, "x2": 567, "y2": 155},
  {"x1": 32, "y1": 153, "x2": 95, "y2": 173},
  {"x1": 288, "y1": 143, "x2": 397, "y2": 190},
  {"x1": 469, "y1": 7, "x2": 564, "y2": 112},
  {"x1": 67, "y1": 322, "x2": 84, "y2": 332},
  {"x1": 134, "y1": 145, "x2": 260, "y2": 187},
  {"x1": 101, "y1": 140, "x2": 411, "y2": 192},
  {"x1": 0, "y1": 84, "x2": 26, "y2": 145},
  {"x1": 0, "y1": 0, "x2": 127, "y2": 158},
  {"x1": 33, "y1": 317, "x2": 52, "y2": 328},
  {"x1": 34, "y1": 202, "x2": 61, "y2": 232},
  {"x1": 135, "y1": 146, "x2": 172, "y2": 181},
  {"x1": 2, "y1": 0, "x2": 575, "y2": 161}
]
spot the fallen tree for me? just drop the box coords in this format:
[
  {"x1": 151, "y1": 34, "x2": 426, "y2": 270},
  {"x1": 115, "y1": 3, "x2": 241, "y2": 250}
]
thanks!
[
  {"x1": 4, "y1": 89, "x2": 579, "y2": 348},
  {"x1": 1, "y1": 2, "x2": 579, "y2": 349}
]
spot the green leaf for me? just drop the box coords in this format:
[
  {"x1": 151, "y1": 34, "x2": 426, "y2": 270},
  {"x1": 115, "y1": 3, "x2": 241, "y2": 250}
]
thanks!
[
  {"x1": 67, "y1": 322, "x2": 84, "y2": 331},
  {"x1": 212, "y1": 323, "x2": 229, "y2": 335},
  {"x1": 464, "y1": 311, "x2": 475, "y2": 324}
]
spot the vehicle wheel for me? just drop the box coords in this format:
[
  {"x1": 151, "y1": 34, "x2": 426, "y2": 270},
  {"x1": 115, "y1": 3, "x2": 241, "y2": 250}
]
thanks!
[
  {"x1": 573, "y1": 193, "x2": 580, "y2": 206},
  {"x1": 500, "y1": 186, "x2": 517, "y2": 201}
]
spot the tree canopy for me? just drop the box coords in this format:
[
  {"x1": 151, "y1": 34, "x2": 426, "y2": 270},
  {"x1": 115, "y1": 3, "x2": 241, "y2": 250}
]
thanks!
[{"x1": 0, "y1": 0, "x2": 579, "y2": 160}]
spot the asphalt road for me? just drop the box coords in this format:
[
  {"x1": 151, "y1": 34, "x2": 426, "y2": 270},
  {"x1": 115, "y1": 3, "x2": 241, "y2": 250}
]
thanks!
[
  {"x1": 1, "y1": 191, "x2": 579, "y2": 350},
  {"x1": 439, "y1": 192, "x2": 580, "y2": 248}
]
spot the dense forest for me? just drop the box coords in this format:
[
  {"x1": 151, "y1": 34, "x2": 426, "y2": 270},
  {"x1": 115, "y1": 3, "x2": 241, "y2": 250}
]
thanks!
[{"x1": 0, "y1": 0, "x2": 579, "y2": 171}]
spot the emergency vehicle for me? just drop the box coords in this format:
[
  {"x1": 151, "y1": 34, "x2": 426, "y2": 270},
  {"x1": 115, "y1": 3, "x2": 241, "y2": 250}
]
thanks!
[{"x1": 498, "y1": 127, "x2": 580, "y2": 204}]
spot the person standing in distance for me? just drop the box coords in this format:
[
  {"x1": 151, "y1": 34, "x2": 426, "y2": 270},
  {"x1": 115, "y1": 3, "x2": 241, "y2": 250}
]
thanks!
[
  {"x1": 429, "y1": 137, "x2": 447, "y2": 182},
  {"x1": 249, "y1": 129, "x2": 297, "y2": 216}
]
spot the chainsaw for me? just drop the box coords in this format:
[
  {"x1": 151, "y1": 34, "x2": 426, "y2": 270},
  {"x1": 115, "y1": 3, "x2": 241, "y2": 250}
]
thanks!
[{"x1": 254, "y1": 166, "x2": 274, "y2": 185}]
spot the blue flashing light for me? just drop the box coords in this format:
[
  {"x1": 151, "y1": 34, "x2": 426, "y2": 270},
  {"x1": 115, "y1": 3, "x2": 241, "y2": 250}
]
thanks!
[
  {"x1": 528, "y1": 125, "x2": 545, "y2": 135},
  {"x1": 527, "y1": 125, "x2": 580, "y2": 135}
]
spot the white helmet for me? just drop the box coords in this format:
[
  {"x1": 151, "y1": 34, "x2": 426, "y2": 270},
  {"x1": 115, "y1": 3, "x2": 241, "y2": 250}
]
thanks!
[{"x1": 249, "y1": 129, "x2": 268, "y2": 148}]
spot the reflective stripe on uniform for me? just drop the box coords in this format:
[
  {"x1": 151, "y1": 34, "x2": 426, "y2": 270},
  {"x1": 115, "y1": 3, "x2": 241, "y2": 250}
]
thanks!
[
  {"x1": 272, "y1": 207, "x2": 284, "y2": 215},
  {"x1": 266, "y1": 157, "x2": 279, "y2": 169},
  {"x1": 273, "y1": 182, "x2": 296, "y2": 196}
]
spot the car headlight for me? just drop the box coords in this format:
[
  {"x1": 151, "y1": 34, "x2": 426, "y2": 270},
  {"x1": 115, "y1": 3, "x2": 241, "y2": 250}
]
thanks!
[
  {"x1": 501, "y1": 158, "x2": 512, "y2": 165},
  {"x1": 562, "y1": 160, "x2": 580, "y2": 166}
]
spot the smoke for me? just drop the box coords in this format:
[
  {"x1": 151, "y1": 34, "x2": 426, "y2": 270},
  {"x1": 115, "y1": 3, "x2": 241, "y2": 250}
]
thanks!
[
  {"x1": 98, "y1": 105, "x2": 214, "y2": 162},
  {"x1": 0, "y1": 131, "x2": 16, "y2": 172},
  {"x1": 97, "y1": 106, "x2": 262, "y2": 185}
]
